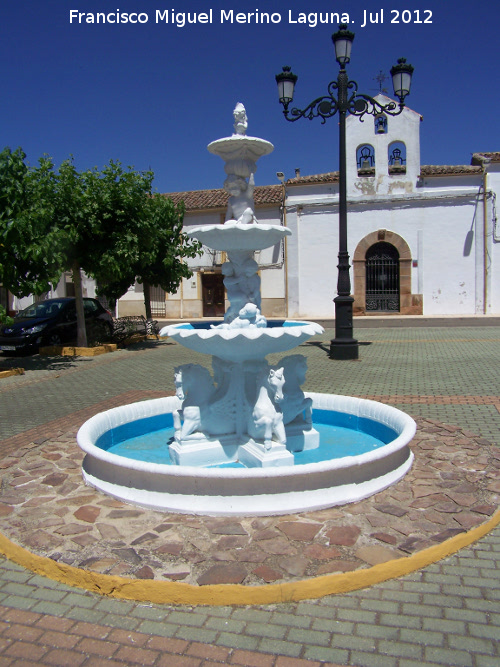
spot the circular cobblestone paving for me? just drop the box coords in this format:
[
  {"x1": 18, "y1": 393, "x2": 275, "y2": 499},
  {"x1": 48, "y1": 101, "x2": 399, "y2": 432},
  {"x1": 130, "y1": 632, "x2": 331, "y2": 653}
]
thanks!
[{"x1": 0, "y1": 415, "x2": 498, "y2": 593}]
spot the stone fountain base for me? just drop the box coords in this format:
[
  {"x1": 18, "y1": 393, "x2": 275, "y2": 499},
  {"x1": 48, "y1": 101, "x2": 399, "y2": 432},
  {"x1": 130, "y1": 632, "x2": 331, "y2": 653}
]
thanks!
[
  {"x1": 168, "y1": 426, "x2": 317, "y2": 468},
  {"x1": 169, "y1": 435, "x2": 237, "y2": 467},
  {"x1": 237, "y1": 439, "x2": 294, "y2": 468}
]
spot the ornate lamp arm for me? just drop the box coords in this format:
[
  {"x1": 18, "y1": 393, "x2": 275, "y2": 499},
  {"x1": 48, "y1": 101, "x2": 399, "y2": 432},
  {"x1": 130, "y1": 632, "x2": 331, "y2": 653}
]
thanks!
[
  {"x1": 282, "y1": 74, "x2": 405, "y2": 124},
  {"x1": 348, "y1": 93, "x2": 404, "y2": 120},
  {"x1": 283, "y1": 94, "x2": 340, "y2": 124},
  {"x1": 282, "y1": 75, "x2": 352, "y2": 124}
]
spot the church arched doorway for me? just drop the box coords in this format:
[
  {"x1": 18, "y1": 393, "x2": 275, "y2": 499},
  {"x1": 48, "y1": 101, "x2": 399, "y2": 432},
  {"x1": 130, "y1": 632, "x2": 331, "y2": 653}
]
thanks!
[{"x1": 365, "y1": 242, "x2": 400, "y2": 312}]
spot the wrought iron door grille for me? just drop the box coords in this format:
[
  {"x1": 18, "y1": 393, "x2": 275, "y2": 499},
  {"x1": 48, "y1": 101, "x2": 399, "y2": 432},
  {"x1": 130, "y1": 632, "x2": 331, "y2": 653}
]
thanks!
[
  {"x1": 149, "y1": 285, "x2": 166, "y2": 317},
  {"x1": 365, "y1": 243, "x2": 400, "y2": 311}
]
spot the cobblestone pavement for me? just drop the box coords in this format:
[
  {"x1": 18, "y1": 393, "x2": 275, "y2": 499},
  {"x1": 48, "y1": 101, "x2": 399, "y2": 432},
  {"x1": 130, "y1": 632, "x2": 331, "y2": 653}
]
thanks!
[
  {"x1": 0, "y1": 323, "x2": 499, "y2": 666},
  {"x1": 0, "y1": 414, "x2": 497, "y2": 587}
]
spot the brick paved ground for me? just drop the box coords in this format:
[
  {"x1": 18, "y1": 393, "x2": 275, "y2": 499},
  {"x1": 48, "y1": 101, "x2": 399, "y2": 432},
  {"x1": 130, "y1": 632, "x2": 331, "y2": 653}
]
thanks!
[{"x1": 0, "y1": 323, "x2": 499, "y2": 666}]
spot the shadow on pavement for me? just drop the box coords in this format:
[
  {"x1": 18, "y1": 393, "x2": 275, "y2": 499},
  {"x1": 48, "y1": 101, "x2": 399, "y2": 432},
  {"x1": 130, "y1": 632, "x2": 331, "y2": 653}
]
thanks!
[
  {"x1": 302, "y1": 340, "x2": 373, "y2": 354},
  {"x1": 116, "y1": 338, "x2": 175, "y2": 352},
  {"x1": 0, "y1": 352, "x2": 86, "y2": 373}
]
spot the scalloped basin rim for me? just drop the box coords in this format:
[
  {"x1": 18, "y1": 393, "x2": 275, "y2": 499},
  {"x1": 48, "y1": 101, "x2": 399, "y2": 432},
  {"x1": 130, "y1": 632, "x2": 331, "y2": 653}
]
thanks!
[
  {"x1": 186, "y1": 222, "x2": 291, "y2": 235},
  {"x1": 160, "y1": 320, "x2": 324, "y2": 341},
  {"x1": 159, "y1": 321, "x2": 325, "y2": 362},
  {"x1": 207, "y1": 135, "x2": 274, "y2": 157},
  {"x1": 185, "y1": 223, "x2": 291, "y2": 252}
]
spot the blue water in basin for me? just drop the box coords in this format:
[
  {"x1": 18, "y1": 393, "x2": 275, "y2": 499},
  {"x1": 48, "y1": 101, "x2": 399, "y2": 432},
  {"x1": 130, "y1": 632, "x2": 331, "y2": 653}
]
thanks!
[
  {"x1": 173, "y1": 320, "x2": 301, "y2": 330},
  {"x1": 95, "y1": 409, "x2": 398, "y2": 468}
]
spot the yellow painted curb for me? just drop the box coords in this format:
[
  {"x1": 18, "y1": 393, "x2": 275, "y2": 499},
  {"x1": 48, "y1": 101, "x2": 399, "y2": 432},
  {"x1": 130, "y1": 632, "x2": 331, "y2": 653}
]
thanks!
[
  {"x1": 0, "y1": 510, "x2": 498, "y2": 606},
  {"x1": 0, "y1": 368, "x2": 25, "y2": 379},
  {"x1": 39, "y1": 344, "x2": 117, "y2": 357}
]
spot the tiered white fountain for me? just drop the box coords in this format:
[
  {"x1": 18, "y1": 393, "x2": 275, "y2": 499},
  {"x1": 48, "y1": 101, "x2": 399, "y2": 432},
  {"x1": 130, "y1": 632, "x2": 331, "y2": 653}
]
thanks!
[
  {"x1": 77, "y1": 105, "x2": 416, "y2": 516},
  {"x1": 164, "y1": 103, "x2": 323, "y2": 469}
]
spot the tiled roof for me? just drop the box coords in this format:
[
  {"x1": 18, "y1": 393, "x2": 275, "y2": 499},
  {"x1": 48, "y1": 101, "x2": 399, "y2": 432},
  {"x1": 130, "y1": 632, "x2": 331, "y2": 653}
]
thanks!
[
  {"x1": 285, "y1": 172, "x2": 339, "y2": 185},
  {"x1": 164, "y1": 185, "x2": 282, "y2": 212},
  {"x1": 471, "y1": 152, "x2": 500, "y2": 165},
  {"x1": 284, "y1": 165, "x2": 484, "y2": 183},
  {"x1": 164, "y1": 155, "x2": 496, "y2": 212},
  {"x1": 420, "y1": 165, "x2": 482, "y2": 176}
]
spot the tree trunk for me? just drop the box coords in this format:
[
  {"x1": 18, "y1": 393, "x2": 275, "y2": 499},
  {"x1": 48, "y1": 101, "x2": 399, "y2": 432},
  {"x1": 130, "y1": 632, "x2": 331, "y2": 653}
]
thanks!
[
  {"x1": 72, "y1": 261, "x2": 88, "y2": 348},
  {"x1": 143, "y1": 282, "x2": 152, "y2": 320}
]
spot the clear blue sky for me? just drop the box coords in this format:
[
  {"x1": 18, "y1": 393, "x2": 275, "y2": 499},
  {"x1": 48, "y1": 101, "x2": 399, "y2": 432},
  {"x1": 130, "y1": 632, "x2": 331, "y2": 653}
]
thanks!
[{"x1": 1, "y1": 1, "x2": 498, "y2": 193}]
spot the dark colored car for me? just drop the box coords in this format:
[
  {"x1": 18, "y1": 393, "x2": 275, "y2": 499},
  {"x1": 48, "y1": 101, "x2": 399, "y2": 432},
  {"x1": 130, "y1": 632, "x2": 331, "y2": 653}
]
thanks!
[{"x1": 0, "y1": 298, "x2": 113, "y2": 354}]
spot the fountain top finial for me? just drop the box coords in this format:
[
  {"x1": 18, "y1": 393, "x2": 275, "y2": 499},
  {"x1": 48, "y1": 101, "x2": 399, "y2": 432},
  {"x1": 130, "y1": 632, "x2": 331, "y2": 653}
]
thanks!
[
  {"x1": 208, "y1": 103, "x2": 273, "y2": 162},
  {"x1": 233, "y1": 103, "x2": 248, "y2": 136}
]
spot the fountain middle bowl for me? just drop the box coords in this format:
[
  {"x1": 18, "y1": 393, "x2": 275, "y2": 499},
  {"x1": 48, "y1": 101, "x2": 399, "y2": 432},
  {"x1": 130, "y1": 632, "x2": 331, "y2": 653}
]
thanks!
[
  {"x1": 161, "y1": 320, "x2": 325, "y2": 363},
  {"x1": 77, "y1": 392, "x2": 416, "y2": 516},
  {"x1": 185, "y1": 221, "x2": 291, "y2": 252}
]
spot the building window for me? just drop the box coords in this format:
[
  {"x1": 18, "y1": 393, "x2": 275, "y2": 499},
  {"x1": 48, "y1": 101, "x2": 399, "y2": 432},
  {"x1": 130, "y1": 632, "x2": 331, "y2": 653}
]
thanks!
[
  {"x1": 147, "y1": 285, "x2": 166, "y2": 318},
  {"x1": 356, "y1": 144, "x2": 375, "y2": 177},
  {"x1": 388, "y1": 141, "x2": 407, "y2": 174}
]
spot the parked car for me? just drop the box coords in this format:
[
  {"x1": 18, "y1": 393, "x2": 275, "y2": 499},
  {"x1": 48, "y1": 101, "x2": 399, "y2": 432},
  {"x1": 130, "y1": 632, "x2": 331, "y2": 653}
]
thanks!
[{"x1": 0, "y1": 298, "x2": 113, "y2": 354}]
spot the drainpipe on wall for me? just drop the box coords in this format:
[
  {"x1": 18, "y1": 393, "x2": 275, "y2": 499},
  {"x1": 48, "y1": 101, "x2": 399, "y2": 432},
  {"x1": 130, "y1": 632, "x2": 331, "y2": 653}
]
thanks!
[
  {"x1": 180, "y1": 277, "x2": 184, "y2": 320},
  {"x1": 278, "y1": 174, "x2": 289, "y2": 318},
  {"x1": 483, "y1": 171, "x2": 488, "y2": 315}
]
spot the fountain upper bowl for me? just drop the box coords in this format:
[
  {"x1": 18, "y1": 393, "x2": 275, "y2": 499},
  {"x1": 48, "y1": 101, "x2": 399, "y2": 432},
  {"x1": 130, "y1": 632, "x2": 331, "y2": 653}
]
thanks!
[{"x1": 207, "y1": 135, "x2": 274, "y2": 163}]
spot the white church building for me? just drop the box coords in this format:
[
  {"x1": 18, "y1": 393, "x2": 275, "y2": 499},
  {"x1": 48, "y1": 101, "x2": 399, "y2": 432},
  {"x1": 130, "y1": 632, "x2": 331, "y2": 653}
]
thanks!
[
  {"x1": 118, "y1": 95, "x2": 499, "y2": 321},
  {"x1": 9, "y1": 97, "x2": 498, "y2": 322}
]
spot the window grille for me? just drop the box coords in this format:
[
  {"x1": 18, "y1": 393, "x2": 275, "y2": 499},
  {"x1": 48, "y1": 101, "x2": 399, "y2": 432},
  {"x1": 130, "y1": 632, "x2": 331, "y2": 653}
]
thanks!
[{"x1": 149, "y1": 285, "x2": 167, "y2": 317}]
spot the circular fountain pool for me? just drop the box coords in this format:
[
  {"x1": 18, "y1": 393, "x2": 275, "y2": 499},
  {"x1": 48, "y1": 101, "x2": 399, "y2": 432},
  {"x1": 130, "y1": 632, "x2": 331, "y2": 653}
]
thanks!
[{"x1": 77, "y1": 392, "x2": 416, "y2": 516}]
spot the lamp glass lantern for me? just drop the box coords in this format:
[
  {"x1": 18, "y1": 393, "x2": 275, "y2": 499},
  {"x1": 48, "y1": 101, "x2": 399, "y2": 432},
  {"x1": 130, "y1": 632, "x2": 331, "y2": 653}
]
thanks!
[
  {"x1": 390, "y1": 58, "x2": 414, "y2": 101},
  {"x1": 332, "y1": 24, "x2": 355, "y2": 67},
  {"x1": 276, "y1": 66, "x2": 298, "y2": 106}
]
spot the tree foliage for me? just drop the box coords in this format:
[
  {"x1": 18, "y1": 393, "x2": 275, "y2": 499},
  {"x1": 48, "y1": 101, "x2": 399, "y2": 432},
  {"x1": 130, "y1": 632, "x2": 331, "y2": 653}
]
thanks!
[
  {"x1": 0, "y1": 148, "x2": 62, "y2": 297},
  {"x1": 54, "y1": 160, "x2": 155, "y2": 283},
  {"x1": 97, "y1": 193, "x2": 201, "y2": 319},
  {"x1": 1, "y1": 149, "x2": 201, "y2": 344},
  {"x1": 52, "y1": 159, "x2": 177, "y2": 345}
]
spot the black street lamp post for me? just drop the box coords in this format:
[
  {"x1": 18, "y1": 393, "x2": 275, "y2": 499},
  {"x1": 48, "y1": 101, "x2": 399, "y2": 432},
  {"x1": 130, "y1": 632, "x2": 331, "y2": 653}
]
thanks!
[{"x1": 276, "y1": 25, "x2": 414, "y2": 360}]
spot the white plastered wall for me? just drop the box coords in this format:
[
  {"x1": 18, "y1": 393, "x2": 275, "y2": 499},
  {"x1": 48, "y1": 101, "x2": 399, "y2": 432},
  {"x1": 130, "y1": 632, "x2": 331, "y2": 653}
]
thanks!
[
  {"x1": 285, "y1": 177, "x2": 490, "y2": 317},
  {"x1": 346, "y1": 95, "x2": 422, "y2": 198}
]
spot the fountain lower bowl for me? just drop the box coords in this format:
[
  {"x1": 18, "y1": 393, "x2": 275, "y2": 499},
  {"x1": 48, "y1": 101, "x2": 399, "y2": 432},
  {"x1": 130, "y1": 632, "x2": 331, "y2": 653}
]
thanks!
[{"x1": 77, "y1": 393, "x2": 416, "y2": 516}]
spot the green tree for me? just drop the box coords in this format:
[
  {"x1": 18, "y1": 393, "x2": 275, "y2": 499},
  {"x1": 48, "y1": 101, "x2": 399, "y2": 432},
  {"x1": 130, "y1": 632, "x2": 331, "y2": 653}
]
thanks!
[
  {"x1": 96, "y1": 194, "x2": 201, "y2": 321},
  {"x1": 0, "y1": 148, "x2": 63, "y2": 299},
  {"x1": 0, "y1": 150, "x2": 200, "y2": 346},
  {"x1": 134, "y1": 194, "x2": 201, "y2": 321},
  {"x1": 53, "y1": 159, "x2": 159, "y2": 346}
]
